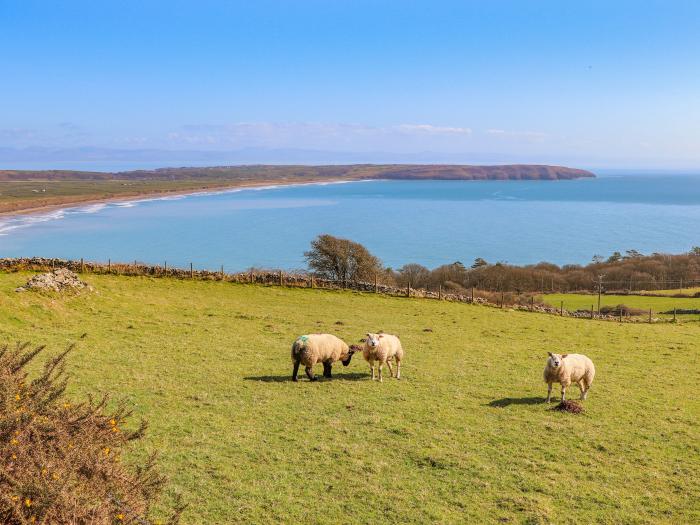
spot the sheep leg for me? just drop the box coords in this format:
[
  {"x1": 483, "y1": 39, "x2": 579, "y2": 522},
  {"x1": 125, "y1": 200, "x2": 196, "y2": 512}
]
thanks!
[
  {"x1": 546, "y1": 383, "x2": 552, "y2": 403},
  {"x1": 292, "y1": 360, "x2": 300, "y2": 382},
  {"x1": 369, "y1": 360, "x2": 375, "y2": 380},
  {"x1": 323, "y1": 362, "x2": 332, "y2": 378},
  {"x1": 378, "y1": 362, "x2": 384, "y2": 382},
  {"x1": 560, "y1": 382, "x2": 568, "y2": 402},
  {"x1": 580, "y1": 380, "x2": 590, "y2": 400},
  {"x1": 386, "y1": 359, "x2": 394, "y2": 378},
  {"x1": 305, "y1": 366, "x2": 317, "y2": 382},
  {"x1": 395, "y1": 359, "x2": 401, "y2": 380}
]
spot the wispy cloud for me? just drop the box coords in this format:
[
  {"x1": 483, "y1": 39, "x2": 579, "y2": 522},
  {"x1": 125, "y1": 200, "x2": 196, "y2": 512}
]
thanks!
[
  {"x1": 167, "y1": 121, "x2": 474, "y2": 150},
  {"x1": 395, "y1": 124, "x2": 472, "y2": 135},
  {"x1": 486, "y1": 129, "x2": 547, "y2": 141},
  {"x1": 0, "y1": 128, "x2": 37, "y2": 141}
]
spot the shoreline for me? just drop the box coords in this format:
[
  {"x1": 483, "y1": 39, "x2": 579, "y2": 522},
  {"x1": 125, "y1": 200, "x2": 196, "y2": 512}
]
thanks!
[
  {"x1": 0, "y1": 174, "x2": 594, "y2": 219},
  {"x1": 0, "y1": 176, "x2": 369, "y2": 219}
]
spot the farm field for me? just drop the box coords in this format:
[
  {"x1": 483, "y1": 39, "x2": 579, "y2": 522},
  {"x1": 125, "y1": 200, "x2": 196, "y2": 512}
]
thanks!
[
  {"x1": 544, "y1": 292, "x2": 700, "y2": 319},
  {"x1": 637, "y1": 286, "x2": 700, "y2": 297},
  {"x1": 1, "y1": 272, "x2": 699, "y2": 523}
]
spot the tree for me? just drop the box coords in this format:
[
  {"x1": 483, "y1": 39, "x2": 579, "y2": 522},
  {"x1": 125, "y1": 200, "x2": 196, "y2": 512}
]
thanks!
[
  {"x1": 607, "y1": 251, "x2": 623, "y2": 263},
  {"x1": 304, "y1": 234, "x2": 382, "y2": 282},
  {"x1": 396, "y1": 263, "x2": 430, "y2": 288},
  {"x1": 625, "y1": 249, "x2": 643, "y2": 259},
  {"x1": 471, "y1": 258, "x2": 488, "y2": 268},
  {"x1": 690, "y1": 246, "x2": 700, "y2": 256},
  {"x1": 591, "y1": 254, "x2": 604, "y2": 264}
]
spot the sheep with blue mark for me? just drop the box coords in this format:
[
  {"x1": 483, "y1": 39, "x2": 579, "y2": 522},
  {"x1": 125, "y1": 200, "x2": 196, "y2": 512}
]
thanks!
[{"x1": 291, "y1": 334, "x2": 359, "y2": 381}]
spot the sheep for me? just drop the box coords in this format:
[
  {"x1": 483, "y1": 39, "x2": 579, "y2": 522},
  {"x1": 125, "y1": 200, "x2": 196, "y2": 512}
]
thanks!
[
  {"x1": 543, "y1": 352, "x2": 595, "y2": 402},
  {"x1": 291, "y1": 334, "x2": 358, "y2": 382},
  {"x1": 362, "y1": 332, "x2": 404, "y2": 382}
]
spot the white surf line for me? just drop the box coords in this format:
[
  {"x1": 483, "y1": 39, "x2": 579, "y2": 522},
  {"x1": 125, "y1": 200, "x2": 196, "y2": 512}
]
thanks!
[{"x1": 0, "y1": 178, "x2": 380, "y2": 236}]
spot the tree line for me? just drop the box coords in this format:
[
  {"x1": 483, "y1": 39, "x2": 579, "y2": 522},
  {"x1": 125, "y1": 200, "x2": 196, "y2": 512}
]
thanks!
[{"x1": 305, "y1": 234, "x2": 700, "y2": 293}]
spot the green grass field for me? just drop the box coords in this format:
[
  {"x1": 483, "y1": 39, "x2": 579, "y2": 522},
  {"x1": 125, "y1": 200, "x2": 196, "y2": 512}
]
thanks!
[
  {"x1": 544, "y1": 293, "x2": 700, "y2": 319},
  {"x1": 2, "y1": 272, "x2": 699, "y2": 523},
  {"x1": 638, "y1": 287, "x2": 700, "y2": 297}
]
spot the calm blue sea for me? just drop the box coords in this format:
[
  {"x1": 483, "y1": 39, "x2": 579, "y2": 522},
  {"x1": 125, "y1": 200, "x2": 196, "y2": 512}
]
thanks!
[{"x1": 1, "y1": 174, "x2": 699, "y2": 270}]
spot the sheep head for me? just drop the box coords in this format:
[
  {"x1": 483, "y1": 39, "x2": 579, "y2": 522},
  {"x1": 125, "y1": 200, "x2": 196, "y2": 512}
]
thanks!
[
  {"x1": 343, "y1": 345, "x2": 361, "y2": 366},
  {"x1": 547, "y1": 352, "x2": 567, "y2": 368},
  {"x1": 365, "y1": 333, "x2": 381, "y2": 348}
]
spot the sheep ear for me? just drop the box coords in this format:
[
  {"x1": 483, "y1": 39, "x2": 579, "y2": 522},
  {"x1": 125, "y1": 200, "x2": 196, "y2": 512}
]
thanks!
[
  {"x1": 547, "y1": 352, "x2": 553, "y2": 357},
  {"x1": 561, "y1": 354, "x2": 568, "y2": 358}
]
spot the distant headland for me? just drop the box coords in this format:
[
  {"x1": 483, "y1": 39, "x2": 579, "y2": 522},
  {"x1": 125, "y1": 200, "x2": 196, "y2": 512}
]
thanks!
[{"x1": 0, "y1": 164, "x2": 595, "y2": 215}]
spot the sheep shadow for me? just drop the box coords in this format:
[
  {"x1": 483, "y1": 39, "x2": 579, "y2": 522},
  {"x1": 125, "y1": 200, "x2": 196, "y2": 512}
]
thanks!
[
  {"x1": 488, "y1": 396, "x2": 544, "y2": 408},
  {"x1": 244, "y1": 372, "x2": 369, "y2": 383}
]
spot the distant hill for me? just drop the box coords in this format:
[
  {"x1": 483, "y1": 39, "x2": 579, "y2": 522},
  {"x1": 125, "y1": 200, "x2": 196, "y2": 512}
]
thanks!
[
  {"x1": 0, "y1": 164, "x2": 595, "y2": 181},
  {"x1": 0, "y1": 164, "x2": 595, "y2": 214}
]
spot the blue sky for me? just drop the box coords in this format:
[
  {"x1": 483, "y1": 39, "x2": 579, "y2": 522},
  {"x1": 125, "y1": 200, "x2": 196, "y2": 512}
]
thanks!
[{"x1": 1, "y1": 0, "x2": 699, "y2": 168}]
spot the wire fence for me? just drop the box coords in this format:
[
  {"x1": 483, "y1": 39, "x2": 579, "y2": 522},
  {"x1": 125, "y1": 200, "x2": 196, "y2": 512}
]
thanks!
[{"x1": 1, "y1": 257, "x2": 694, "y2": 324}]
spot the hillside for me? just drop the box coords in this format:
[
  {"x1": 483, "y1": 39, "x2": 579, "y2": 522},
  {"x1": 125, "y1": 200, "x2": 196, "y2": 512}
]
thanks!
[
  {"x1": 0, "y1": 164, "x2": 594, "y2": 214},
  {"x1": 1, "y1": 271, "x2": 697, "y2": 523},
  {"x1": 0, "y1": 164, "x2": 595, "y2": 181}
]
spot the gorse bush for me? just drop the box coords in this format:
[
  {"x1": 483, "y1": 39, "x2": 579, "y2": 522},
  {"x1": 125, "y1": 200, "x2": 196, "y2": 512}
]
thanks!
[{"x1": 0, "y1": 342, "x2": 182, "y2": 525}]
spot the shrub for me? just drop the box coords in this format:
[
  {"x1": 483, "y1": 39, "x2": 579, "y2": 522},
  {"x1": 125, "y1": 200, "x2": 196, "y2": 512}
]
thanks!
[
  {"x1": 0, "y1": 343, "x2": 182, "y2": 524},
  {"x1": 599, "y1": 304, "x2": 647, "y2": 316}
]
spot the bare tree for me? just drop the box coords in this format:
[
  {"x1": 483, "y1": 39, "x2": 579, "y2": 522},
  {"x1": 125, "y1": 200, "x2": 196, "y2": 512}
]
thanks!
[
  {"x1": 305, "y1": 234, "x2": 382, "y2": 282},
  {"x1": 396, "y1": 263, "x2": 430, "y2": 288}
]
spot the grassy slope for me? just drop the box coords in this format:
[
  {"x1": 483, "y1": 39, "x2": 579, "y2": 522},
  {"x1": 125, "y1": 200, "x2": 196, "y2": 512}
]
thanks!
[
  {"x1": 1, "y1": 272, "x2": 699, "y2": 524},
  {"x1": 544, "y1": 293, "x2": 700, "y2": 318}
]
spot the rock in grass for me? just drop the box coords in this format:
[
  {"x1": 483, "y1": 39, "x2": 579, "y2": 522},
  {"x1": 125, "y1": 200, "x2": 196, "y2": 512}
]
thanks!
[
  {"x1": 552, "y1": 400, "x2": 584, "y2": 414},
  {"x1": 15, "y1": 268, "x2": 91, "y2": 293}
]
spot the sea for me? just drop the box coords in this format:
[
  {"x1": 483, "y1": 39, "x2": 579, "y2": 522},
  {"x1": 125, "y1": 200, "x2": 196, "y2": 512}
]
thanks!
[{"x1": 1, "y1": 170, "x2": 699, "y2": 271}]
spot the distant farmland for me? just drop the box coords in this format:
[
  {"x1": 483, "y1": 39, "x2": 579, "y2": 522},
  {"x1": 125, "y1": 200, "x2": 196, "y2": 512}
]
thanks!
[{"x1": 0, "y1": 164, "x2": 594, "y2": 214}]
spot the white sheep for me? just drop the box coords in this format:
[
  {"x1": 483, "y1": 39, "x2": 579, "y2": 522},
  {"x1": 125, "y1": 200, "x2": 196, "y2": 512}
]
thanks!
[
  {"x1": 291, "y1": 333, "x2": 358, "y2": 382},
  {"x1": 362, "y1": 332, "x2": 404, "y2": 382},
  {"x1": 543, "y1": 352, "x2": 595, "y2": 402}
]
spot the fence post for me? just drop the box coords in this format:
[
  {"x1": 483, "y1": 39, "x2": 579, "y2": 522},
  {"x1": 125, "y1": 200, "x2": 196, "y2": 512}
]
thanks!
[
  {"x1": 619, "y1": 307, "x2": 623, "y2": 323},
  {"x1": 108, "y1": 259, "x2": 111, "y2": 273},
  {"x1": 673, "y1": 308, "x2": 677, "y2": 322},
  {"x1": 80, "y1": 258, "x2": 84, "y2": 273},
  {"x1": 279, "y1": 270, "x2": 283, "y2": 286},
  {"x1": 560, "y1": 300, "x2": 564, "y2": 316},
  {"x1": 374, "y1": 274, "x2": 378, "y2": 293},
  {"x1": 471, "y1": 287, "x2": 475, "y2": 303},
  {"x1": 311, "y1": 275, "x2": 314, "y2": 289},
  {"x1": 649, "y1": 308, "x2": 652, "y2": 324},
  {"x1": 407, "y1": 281, "x2": 411, "y2": 298},
  {"x1": 220, "y1": 265, "x2": 224, "y2": 280},
  {"x1": 438, "y1": 284, "x2": 442, "y2": 300},
  {"x1": 190, "y1": 263, "x2": 193, "y2": 278},
  {"x1": 249, "y1": 269, "x2": 254, "y2": 283},
  {"x1": 590, "y1": 304, "x2": 594, "y2": 319},
  {"x1": 164, "y1": 261, "x2": 167, "y2": 275}
]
